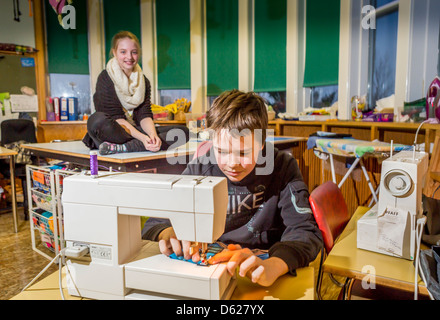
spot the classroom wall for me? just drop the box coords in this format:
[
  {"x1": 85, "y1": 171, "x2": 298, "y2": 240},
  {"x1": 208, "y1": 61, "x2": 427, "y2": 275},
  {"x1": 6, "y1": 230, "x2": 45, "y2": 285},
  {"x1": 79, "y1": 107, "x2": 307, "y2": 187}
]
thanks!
[
  {"x1": 0, "y1": 0, "x2": 35, "y2": 48},
  {"x1": 3, "y1": 0, "x2": 440, "y2": 121},
  {"x1": 0, "y1": 55, "x2": 36, "y2": 94}
]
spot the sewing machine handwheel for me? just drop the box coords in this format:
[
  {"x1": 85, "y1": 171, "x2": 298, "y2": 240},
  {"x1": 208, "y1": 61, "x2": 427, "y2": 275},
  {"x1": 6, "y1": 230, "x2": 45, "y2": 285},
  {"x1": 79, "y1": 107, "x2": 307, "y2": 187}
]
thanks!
[{"x1": 383, "y1": 169, "x2": 414, "y2": 197}]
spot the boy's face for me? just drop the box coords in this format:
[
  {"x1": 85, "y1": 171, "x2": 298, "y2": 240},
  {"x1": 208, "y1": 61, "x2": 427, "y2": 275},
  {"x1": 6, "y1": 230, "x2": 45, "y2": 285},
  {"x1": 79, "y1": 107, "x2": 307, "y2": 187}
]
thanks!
[{"x1": 212, "y1": 129, "x2": 263, "y2": 182}]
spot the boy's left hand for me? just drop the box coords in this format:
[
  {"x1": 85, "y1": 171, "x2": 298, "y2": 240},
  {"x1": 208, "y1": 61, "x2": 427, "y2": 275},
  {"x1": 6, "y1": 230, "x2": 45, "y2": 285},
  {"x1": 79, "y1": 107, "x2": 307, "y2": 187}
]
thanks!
[{"x1": 208, "y1": 244, "x2": 288, "y2": 287}]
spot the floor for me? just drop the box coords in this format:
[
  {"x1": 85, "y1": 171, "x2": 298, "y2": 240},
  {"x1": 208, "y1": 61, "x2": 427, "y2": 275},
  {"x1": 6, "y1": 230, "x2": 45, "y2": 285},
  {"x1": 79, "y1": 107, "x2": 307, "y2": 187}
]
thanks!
[{"x1": 0, "y1": 207, "x2": 58, "y2": 300}]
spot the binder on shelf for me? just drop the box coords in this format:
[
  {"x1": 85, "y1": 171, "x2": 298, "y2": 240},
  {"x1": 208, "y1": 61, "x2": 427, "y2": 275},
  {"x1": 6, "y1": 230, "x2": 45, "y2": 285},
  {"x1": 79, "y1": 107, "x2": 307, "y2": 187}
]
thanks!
[
  {"x1": 53, "y1": 97, "x2": 60, "y2": 121},
  {"x1": 45, "y1": 97, "x2": 55, "y2": 121},
  {"x1": 68, "y1": 97, "x2": 78, "y2": 121},
  {"x1": 60, "y1": 97, "x2": 68, "y2": 121}
]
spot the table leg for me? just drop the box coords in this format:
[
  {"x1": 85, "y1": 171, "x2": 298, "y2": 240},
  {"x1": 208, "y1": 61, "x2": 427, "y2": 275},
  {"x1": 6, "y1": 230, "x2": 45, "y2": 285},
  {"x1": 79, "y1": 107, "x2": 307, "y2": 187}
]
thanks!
[
  {"x1": 9, "y1": 155, "x2": 18, "y2": 233},
  {"x1": 329, "y1": 153, "x2": 337, "y2": 184},
  {"x1": 359, "y1": 158, "x2": 378, "y2": 204},
  {"x1": 337, "y1": 157, "x2": 361, "y2": 189}
]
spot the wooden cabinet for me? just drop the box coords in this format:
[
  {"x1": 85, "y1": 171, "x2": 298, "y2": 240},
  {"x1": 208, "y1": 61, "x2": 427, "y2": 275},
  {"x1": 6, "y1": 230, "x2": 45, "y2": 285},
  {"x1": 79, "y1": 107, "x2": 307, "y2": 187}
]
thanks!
[{"x1": 268, "y1": 119, "x2": 440, "y2": 215}]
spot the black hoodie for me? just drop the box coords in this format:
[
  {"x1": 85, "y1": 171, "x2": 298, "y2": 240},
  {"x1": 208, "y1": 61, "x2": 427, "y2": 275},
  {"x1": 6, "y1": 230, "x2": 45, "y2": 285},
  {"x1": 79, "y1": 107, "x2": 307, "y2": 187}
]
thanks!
[{"x1": 142, "y1": 144, "x2": 323, "y2": 275}]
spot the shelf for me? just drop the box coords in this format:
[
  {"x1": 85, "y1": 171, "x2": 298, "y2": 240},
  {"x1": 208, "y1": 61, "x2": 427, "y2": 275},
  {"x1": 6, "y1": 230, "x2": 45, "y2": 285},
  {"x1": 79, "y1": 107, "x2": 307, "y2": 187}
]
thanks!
[
  {"x1": 39, "y1": 121, "x2": 87, "y2": 125},
  {"x1": 0, "y1": 50, "x2": 37, "y2": 57}
]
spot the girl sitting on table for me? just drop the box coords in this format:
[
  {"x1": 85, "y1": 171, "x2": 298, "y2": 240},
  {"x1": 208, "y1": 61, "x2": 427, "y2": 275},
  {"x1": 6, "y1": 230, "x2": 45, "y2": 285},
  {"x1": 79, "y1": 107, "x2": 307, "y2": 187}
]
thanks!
[{"x1": 82, "y1": 31, "x2": 189, "y2": 155}]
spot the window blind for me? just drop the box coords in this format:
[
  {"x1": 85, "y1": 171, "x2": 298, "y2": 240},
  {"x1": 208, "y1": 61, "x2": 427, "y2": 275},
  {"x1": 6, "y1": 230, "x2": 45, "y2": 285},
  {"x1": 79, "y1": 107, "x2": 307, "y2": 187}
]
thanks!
[
  {"x1": 254, "y1": 0, "x2": 287, "y2": 92},
  {"x1": 156, "y1": 0, "x2": 191, "y2": 90},
  {"x1": 103, "y1": 0, "x2": 141, "y2": 64},
  {"x1": 303, "y1": 0, "x2": 340, "y2": 88},
  {"x1": 45, "y1": 0, "x2": 89, "y2": 74},
  {"x1": 206, "y1": 0, "x2": 239, "y2": 96}
]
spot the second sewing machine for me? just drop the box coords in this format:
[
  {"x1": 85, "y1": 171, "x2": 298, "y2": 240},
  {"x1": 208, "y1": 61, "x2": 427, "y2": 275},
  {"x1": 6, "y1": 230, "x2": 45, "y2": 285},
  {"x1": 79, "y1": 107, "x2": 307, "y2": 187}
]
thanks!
[{"x1": 61, "y1": 172, "x2": 236, "y2": 300}]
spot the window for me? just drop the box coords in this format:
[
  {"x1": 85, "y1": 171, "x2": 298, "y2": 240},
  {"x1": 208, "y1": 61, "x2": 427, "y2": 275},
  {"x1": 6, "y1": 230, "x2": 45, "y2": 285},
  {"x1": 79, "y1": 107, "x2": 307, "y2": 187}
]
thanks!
[
  {"x1": 45, "y1": 0, "x2": 90, "y2": 120},
  {"x1": 49, "y1": 74, "x2": 91, "y2": 117},
  {"x1": 206, "y1": 0, "x2": 239, "y2": 97},
  {"x1": 159, "y1": 89, "x2": 192, "y2": 107},
  {"x1": 310, "y1": 85, "x2": 338, "y2": 109},
  {"x1": 367, "y1": 0, "x2": 399, "y2": 110},
  {"x1": 438, "y1": 23, "x2": 440, "y2": 76},
  {"x1": 303, "y1": 0, "x2": 340, "y2": 112},
  {"x1": 257, "y1": 91, "x2": 286, "y2": 116}
]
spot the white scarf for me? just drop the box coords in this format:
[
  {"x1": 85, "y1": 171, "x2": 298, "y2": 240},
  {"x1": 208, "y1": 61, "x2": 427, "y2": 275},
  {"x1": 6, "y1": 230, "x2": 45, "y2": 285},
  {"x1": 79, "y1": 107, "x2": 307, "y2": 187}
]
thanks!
[{"x1": 106, "y1": 57, "x2": 146, "y2": 113}]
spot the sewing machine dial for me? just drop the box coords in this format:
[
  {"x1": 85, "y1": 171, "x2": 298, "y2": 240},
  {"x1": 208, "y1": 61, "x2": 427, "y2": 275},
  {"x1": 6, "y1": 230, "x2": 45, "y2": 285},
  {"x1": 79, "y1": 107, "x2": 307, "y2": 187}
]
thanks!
[{"x1": 383, "y1": 169, "x2": 414, "y2": 197}]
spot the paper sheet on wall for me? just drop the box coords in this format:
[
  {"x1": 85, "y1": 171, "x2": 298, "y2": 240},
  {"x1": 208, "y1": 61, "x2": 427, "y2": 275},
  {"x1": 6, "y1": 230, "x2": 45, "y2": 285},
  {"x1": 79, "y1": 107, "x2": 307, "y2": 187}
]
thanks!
[
  {"x1": 10, "y1": 94, "x2": 38, "y2": 112},
  {"x1": 377, "y1": 206, "x2": 409, "y2": 257}
]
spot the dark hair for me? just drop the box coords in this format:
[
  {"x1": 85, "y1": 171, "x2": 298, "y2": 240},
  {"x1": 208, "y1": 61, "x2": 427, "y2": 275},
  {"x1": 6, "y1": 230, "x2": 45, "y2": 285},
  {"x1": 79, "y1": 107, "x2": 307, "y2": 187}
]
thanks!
[{"x1": 206, "y1": 90, "x2": 269, "y2": 142}]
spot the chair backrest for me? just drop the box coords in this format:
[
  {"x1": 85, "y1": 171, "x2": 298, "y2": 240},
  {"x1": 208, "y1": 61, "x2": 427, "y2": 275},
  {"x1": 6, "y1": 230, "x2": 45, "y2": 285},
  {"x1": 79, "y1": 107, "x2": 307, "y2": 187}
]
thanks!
[
  {"x1": 192, "y1": 140, "x2": 213, "y2": 160},
  {"x1": 309, "y1": 181, "x2": 350, "y2": 254},
  {"x1": 1, "y1": 119, "x2": 37, "y2": 145}
]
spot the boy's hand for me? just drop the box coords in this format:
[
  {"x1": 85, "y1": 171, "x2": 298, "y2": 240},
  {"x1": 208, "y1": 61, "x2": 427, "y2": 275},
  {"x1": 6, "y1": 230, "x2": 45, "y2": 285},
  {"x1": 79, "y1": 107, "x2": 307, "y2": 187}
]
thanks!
[
  {"x1": 208, "y1": 244, "x2": 288, "y2": 287},
  {"x1": 158, "y1": 227, "x2": 201, "y2": 262}
]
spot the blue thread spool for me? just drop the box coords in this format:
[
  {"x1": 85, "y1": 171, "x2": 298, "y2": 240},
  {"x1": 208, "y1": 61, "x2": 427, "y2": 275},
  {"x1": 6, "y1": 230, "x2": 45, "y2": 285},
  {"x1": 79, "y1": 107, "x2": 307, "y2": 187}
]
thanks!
[{"x1": 90, "y1": 151, "x2": 98, "y2": 178}]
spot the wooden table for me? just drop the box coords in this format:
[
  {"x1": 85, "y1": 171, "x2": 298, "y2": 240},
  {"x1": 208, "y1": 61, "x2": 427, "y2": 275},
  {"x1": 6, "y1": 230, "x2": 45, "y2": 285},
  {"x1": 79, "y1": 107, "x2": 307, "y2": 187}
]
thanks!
[
  {"x1": 22, "y1": 137, "x2": 306, "y2": 174},
  {"x1": 0, "y1": 146, "x2": 18, "y2": 233},
  {"x1": 22, "y1": 140, "x2": 199, "y2": 173},
  {"x1": 11, "y1": 265, "x2": 314, "y2": 300},
  {"x1": 323, "y1": 206, "x2": 429, "y2": 296}
]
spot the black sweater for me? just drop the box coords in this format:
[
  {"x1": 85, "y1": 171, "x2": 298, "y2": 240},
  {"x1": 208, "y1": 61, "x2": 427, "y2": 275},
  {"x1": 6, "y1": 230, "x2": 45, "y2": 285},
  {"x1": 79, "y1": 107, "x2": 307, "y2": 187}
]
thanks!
[
  {"x1": 93, "y1": 70, "x2": 153, "y2": 125},
  {"x1": 142, "y1": 145, "x2": 323, "y2": 275}
]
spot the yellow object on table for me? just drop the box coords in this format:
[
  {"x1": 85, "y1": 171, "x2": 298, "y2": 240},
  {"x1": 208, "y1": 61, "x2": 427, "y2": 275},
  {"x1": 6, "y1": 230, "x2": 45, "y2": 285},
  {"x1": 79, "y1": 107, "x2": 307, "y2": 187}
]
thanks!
[
  {"x1": 12, "y1": 265, "x2": 315, "y2": 300},
  {"x1": 323, "y1": 206, "x2": 428, "y2": 296}
]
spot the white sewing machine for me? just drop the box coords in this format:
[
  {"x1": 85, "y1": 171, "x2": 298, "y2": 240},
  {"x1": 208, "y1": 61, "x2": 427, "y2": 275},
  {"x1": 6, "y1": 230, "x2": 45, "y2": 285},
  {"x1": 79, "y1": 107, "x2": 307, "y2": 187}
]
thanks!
[
  {"x1": 357, "y1": 151, "x2": 429, "y2": 260},
  {"x1": 61, "y1": 172, "x2": 236, "y2": 300}
]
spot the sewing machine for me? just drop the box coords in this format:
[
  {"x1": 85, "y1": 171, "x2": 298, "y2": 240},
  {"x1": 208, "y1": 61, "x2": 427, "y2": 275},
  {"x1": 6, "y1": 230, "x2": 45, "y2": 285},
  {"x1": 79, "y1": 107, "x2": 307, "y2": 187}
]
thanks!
[
  {"x1": 61, "y1": 172, "x2": 236, "y2": 300},
  {"x1": 357, "y1": 150, "x2": 429, "y2": 260}
]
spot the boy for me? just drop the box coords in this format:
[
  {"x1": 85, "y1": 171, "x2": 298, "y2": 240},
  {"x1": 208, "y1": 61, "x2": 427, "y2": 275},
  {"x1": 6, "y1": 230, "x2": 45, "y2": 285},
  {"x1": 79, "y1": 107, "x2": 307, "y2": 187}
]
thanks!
[{"x1": 142, "y1": 90, "x2": 323, "y2": 287}]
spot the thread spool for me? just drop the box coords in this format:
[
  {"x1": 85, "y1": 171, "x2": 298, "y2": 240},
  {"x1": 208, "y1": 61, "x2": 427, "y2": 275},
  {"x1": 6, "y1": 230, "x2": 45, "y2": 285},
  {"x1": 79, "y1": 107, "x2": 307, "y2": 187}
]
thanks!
[{"x1": 90, "y1": 151, "x2": 98, "y2": 178}]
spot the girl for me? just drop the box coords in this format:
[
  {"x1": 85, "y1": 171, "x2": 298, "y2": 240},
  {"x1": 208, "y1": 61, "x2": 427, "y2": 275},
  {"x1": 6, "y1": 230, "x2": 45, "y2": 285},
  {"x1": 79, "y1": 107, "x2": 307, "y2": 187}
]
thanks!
[{"x1": 82, "y1": 31, "x2": 188, "y2": 155}]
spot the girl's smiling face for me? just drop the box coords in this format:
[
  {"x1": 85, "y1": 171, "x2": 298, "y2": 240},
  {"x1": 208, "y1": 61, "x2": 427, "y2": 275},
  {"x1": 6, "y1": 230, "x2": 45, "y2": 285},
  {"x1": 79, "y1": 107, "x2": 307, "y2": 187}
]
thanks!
[{"x1": 113, "y1": 37, "x2": 139, "y2": 76}]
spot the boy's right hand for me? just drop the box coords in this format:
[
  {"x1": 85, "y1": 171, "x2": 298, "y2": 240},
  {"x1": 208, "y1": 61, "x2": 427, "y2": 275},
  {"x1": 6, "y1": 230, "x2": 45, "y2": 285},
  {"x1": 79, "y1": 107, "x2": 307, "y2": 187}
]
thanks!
[{"x1": 158, "y1": 227, "x2": 202, "y2": 262}]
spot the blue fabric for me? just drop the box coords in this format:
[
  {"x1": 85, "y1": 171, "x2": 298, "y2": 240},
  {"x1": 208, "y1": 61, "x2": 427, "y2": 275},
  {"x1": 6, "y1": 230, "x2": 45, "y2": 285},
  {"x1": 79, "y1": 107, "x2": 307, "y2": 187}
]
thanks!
[
  {"x1": 169, "y1": 252, "x2": 216, "y2": 265},
  {"x1": 169, "y1": 249, "x2": 269, "y2": 265}
]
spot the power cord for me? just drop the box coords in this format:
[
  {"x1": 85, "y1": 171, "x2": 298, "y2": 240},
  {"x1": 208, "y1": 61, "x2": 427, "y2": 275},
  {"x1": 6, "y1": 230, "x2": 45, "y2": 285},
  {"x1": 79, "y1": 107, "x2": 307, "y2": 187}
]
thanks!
[
  {"x1": 414, "y1": 216, "x2": 434, "y2": 300},
  {"x1": 21, "y1": 248, "x2": 66, "y2": 293},
  {"x1": 22, "y1": 244, "x2": 89, "y2": 300}
]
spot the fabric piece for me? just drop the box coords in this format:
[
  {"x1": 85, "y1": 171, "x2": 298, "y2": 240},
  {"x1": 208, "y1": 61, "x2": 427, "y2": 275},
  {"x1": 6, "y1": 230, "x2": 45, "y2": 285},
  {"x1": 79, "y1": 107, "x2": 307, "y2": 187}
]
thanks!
[{"x1": 315, "y1": 138, "x2": 410, "y2": 158}]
